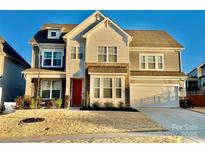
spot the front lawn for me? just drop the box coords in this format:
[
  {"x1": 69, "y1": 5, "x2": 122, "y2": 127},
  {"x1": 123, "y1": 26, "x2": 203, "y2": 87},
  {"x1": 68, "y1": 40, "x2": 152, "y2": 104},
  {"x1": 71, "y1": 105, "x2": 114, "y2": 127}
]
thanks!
[
  {"x1": 46, "y1": 136, "x2": 184, "y2": 143},
  {"x1": 0, "y1": 109, "x2": 164, "y2": 139}
]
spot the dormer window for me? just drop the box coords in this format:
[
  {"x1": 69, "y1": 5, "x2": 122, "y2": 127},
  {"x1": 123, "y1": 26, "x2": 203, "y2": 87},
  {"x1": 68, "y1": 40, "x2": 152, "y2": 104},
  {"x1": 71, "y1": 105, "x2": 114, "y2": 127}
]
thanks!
[
  {"x1": 51, "y1": 31, "x2": 57, "y2": 37},
  {"x1": 47, "y1": 29, "x2": 61, "y2": 39}
]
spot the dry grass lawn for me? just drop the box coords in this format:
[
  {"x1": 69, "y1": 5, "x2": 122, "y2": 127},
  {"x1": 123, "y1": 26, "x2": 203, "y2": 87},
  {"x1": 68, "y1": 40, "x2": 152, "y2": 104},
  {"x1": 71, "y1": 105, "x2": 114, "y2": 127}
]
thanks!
[
  {"x1": 0, "y1": 109, "x2": 164, "y2": 139},
  {"x1": 47, "y1": 136, "x2": 184, "y2": 143},
  {"x1": 189, "y1": 107, "x2": 205, "y2": 114}
]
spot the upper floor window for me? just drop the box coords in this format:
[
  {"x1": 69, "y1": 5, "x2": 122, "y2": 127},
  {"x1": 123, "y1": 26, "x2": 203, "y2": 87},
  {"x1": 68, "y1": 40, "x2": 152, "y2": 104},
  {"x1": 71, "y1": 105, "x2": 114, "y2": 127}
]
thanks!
[
  {"x1": 71, "y1": 46, "x2": 83, "y2": 59},
  {"x1": 140, "y1": 54, "x2": 164, "y2": 70},
  {"x1": 47, "y1": 29, "x2": 61, "y2": 39},
  {"x1": 42, "y1": 50, "x2": 63, "y2": 67},
  {"x1": 98, "y1": 46, "x2": 117, "y2": 62}
]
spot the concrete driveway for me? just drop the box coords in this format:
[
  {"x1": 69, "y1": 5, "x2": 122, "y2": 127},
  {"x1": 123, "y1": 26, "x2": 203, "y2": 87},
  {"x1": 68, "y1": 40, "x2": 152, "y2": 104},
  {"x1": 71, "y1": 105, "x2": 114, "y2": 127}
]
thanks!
[{"x1": 139, "y1": 108, "x2": 205, "y2": 143}]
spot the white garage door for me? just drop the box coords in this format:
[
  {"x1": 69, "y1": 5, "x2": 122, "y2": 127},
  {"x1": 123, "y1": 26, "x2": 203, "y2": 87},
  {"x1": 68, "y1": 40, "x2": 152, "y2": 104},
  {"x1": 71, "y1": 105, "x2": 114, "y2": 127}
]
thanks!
[{"x1": 130, "y1": 85, "x2": 179, "y2": 108}]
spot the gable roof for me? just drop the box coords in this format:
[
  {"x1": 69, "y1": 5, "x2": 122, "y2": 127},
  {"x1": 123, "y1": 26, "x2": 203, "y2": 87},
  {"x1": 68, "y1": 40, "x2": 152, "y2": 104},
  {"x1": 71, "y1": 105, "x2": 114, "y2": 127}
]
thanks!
[
  {"x1": 63, "y1": 11, "x2": 106, "y2": 39},
  {"x1": 29, "y1": 11, "x2": 183, "y2": 49},
  {"x1": 0, "y1": 36, "x2": 30, "y2": 67},
  {"x1": 82, "y1": 17, "x2": 132, "y2": 41},
  {"x1": 126, "y1": 30, "x2": 183, "y2": 48}
]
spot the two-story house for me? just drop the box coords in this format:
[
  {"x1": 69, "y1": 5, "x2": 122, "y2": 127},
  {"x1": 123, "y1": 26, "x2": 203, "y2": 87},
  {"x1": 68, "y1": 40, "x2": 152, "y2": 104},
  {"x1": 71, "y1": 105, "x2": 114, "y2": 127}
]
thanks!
[
  {"x1": 187, "y1": 61, "x2": 205, "y2": 92},
  {"x1": 22, "y1": 11, "x2": 186, "y2": 108},
  {"x1": 0, "y1": 36, "x2": 30, "y2": 112}
]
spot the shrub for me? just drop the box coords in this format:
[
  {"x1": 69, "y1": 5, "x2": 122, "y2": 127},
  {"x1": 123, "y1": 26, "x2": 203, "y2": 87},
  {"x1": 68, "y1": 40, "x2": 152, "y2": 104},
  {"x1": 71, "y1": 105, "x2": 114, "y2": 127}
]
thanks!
[
  {"x1": 55, "y1": 99, "x2": 63, "y2": 108},
  {"x1": 118, "y1": 101, "x2": 125, "y2": 109},
  {"x1": 104, "y1": 102, "x2": 114, "y2": 109},
  {"x1": 24, "y1": 96, "x2": 31, "y2": 109},
  {"x1": 92, "y1": 101, "x2": 101, "y2": 109},
  {"x1": 15, "y1": 96, "x2": 24, "y2": 109},
  {"x1": 30, "y1": 98, "x2": 36, "y2": 109}
]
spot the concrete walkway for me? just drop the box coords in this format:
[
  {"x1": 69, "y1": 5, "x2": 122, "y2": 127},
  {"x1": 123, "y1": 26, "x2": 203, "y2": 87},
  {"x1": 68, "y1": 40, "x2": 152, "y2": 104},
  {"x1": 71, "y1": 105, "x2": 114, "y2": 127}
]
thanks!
[{"x1": 139, "y1": 108, "x2": 205, "y2": 143}]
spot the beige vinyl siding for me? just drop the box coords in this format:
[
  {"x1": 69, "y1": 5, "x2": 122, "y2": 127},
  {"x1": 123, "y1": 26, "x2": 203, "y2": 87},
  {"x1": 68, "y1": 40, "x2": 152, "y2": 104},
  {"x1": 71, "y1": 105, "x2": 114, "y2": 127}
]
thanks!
[
  {"x1": 85, "y1": 23, "x2": 129, "y2": 63},
  {"x1": 130, "y1": 51, "x2": 180, "y2": 71}
]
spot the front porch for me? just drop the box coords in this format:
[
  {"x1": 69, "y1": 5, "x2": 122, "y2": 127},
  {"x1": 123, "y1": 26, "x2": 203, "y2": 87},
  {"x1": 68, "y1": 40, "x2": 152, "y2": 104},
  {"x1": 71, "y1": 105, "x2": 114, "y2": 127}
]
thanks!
[{"x1": 22, "y1": 69, "x2": 85, "y2": 108}]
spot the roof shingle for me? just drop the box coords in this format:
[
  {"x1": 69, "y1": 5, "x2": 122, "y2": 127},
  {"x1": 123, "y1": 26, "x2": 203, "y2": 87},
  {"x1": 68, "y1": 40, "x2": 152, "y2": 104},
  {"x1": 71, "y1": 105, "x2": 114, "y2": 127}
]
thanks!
[{"x1": 131, "y1": 71, "x2": 186, "y2": 76}]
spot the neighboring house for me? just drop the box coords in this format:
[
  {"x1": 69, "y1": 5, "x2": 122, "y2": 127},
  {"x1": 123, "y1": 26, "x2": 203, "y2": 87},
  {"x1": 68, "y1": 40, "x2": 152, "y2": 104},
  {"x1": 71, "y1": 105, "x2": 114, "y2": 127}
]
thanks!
[
  {"x1": 187, "y1": 61, "x2": 205, "y2": 92},
  {"x1": 0, "y1": 36, "x2": 30, "y2": 111},
  {"x1": 22, "y1": 11, "x2": 186, "y2": 108}
]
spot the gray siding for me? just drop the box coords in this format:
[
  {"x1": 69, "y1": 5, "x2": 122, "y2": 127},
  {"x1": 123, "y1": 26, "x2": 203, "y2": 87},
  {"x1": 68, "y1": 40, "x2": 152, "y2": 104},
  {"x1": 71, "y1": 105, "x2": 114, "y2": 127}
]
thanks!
[{"x1": 0, "y1": 57, "x2": 28, "y2": 102}]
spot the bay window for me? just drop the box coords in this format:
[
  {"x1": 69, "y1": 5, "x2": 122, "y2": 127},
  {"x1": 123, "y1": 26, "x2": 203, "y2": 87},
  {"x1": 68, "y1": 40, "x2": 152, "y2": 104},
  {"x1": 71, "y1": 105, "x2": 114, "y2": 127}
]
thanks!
[
  {"x1": 115, "y1": 78, "x2": 122, "y2": 98},
  {"x1": 42, "y1": 50, "x2": 63, "y2": 67},
  {"x1": 94, "y1": 78, "x2": 100, "y2": 98},
  {"x1": 103, "y1": 78, "x2": 112, "y2": 98},
  {"x1": 41, "y1": 80, "x2": 62, "y2": 99},
  {"x1": 93, "y1": 77, "x2": 123, "y2": 99},
  {"x1": 98, "y1": 46, "x2": 117, "y2": 62},
  {"x1": 140, "y1": 54, "x2": 164, "y2": 70}
]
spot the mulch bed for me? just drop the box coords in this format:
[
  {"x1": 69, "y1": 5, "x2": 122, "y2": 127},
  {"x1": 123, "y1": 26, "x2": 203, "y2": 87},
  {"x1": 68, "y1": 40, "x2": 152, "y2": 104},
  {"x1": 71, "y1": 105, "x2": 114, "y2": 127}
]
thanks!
[
  {"x1": 19, "y1": 117, "x2": 45, "y2": 124},
  {"x1": 80, "y1": 107, "x2": 139, "y2": 112}
]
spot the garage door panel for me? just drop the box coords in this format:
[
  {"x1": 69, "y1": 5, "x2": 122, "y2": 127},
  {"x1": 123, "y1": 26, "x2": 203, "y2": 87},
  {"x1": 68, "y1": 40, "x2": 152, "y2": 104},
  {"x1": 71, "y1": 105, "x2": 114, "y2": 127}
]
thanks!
[{"x1": 131, "y1": 85, "x2": 179, "y2": 108}]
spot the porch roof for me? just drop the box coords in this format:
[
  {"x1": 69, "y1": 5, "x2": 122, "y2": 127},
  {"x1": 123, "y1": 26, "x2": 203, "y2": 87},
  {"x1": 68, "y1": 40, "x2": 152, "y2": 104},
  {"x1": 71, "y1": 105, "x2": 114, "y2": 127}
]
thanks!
[
  {"x1": 22, "y1": 68, "x2": 66, "y2": 75},
  {"x1": 88, "y1": 66, "x2": 128, "y2": 74},
  {"x1": 131, "y1": 71, "x2": 186, "y2": 77}
]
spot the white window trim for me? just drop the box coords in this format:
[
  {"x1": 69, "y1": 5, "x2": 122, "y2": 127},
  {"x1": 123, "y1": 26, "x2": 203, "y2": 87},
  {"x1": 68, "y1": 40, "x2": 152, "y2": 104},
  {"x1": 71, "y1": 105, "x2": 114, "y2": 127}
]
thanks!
[
  {"x1": 41, "y1": 49, "x2": 64, "y2": 68},
  {"x1": 139, "y1": 53, "x2": 164, "y2": 71},
  {"x1": 97, "y1": 46, "x2": 118, "y2": 63},
  {"x1": 41, "y1": 79, "x2": 62, "y2": 100},
  {"x1": 92, "y1": 76, "x2": 123, "y2": 100},
  {"x1": 70, "y1": 46, "x2": 84, "y2": 59},
  {"x1": 47, "y1": 29, "x2": 61, "y2": 39}
]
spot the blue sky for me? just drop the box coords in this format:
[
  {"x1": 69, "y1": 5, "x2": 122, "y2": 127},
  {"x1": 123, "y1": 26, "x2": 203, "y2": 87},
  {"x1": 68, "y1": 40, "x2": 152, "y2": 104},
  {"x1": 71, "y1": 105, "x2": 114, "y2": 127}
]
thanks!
[{"x1": 0, "y1": 10, "x2": 205, "y2": 73}]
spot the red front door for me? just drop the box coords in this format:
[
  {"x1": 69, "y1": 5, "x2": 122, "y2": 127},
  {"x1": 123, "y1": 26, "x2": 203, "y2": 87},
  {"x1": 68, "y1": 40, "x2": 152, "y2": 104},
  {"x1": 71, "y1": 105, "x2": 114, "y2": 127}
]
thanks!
[{"x1": 72, "y1": 79, "x2": 82, "y2": 107}]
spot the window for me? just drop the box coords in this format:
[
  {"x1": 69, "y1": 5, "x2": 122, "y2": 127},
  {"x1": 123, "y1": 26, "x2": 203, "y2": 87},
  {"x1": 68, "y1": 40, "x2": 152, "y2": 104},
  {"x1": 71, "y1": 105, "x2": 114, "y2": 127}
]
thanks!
[
  {"x1": 78, "y1": 47, "x2": 83, "y2": 59},
  {"x1": 148, "y1": 56, "x2": 156, "y2": 69},
  {"x1": 140, "y1": 54, "x2": 164, "y2": 70},
  {"x1": 51, "y1": 32, "x2": 56, "y2": 37},
  {"x1": 94, "y1": 78, "x2": 100, "y2": 98},
  {"x1": 140, "y1": 56, "x2": 145, "y2": 69},
  {"x1": 103, "y1": 78, "x2": 113, "y2": 98},
  {"x1": 47, "y1": 30, "x2": 61, "y2": 39},
  {"x1": 42, "y1": 51, "x2": 63, "y2": 67},
  {"x1": 71, "y1": 47, "x2": 83, "y2": 59},
  {"x1": 108, "y1": 47, "x2": 117, "y2": 62},
  {"x1": 158, "y1": 56, "x2": 163, "y2": 69},
  {"x1": 41, "y1": 80, "x2": 61, "y2": 99},
  {"x1": 98, "y1": 46, "x2": 118, "y2": 62},
  {"x1": 98, "y1": 46, "x2": 107, "y2": 62},
  {"x1": 71, "y1": 47, "x2": 77, "y2": 59},
  {"x1": 115, "y1": 78, "x2": 122, "y2": 98},
  {"x1": 93, "y1": 77, "x2": 123, "y2": 99}
]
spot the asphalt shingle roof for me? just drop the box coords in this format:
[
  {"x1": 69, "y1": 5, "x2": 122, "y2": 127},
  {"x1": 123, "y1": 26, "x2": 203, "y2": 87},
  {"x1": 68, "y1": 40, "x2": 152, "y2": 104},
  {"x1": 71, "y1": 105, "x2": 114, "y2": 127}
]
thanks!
[{"x1": 30, "y1": 24, "x2": 183, "y2": 48}]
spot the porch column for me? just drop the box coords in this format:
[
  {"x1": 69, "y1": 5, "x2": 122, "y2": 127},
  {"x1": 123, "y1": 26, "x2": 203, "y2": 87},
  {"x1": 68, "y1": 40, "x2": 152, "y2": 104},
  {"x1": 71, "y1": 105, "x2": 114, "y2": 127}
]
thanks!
[
  {"x1": 25, "y1": 76, "x2": 32, "y2": 97},
  {"x1": 65, "y1": 77, "x2": 71, "y2": 108}
]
